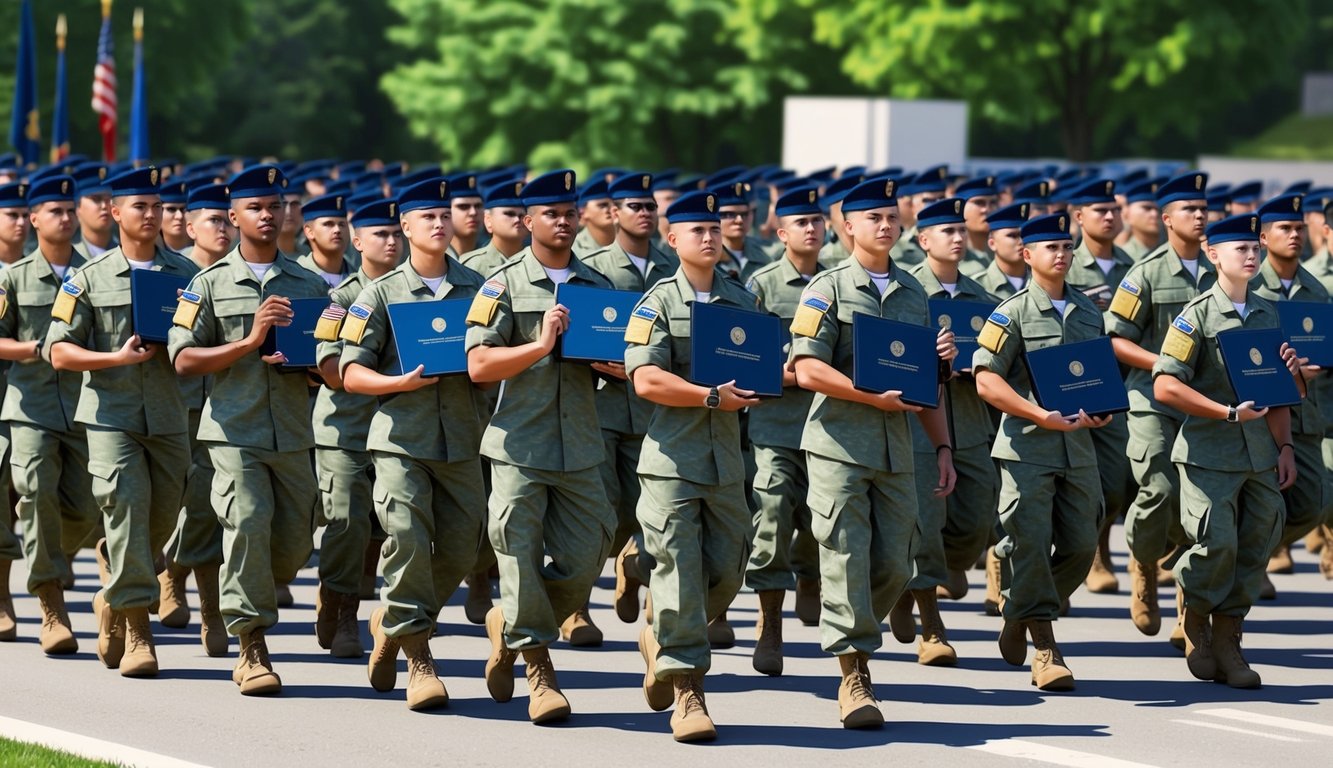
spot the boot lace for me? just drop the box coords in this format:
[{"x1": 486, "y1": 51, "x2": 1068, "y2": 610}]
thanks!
[
  {"x1": 246, "y1": 629, "x2": 272, "y2": 668},
  {"x1": 527, "y1": 653, "x2": 559, "y2": 693},
  {"x1": 678, "y1": 675, "x2": 707, "y2": 716}
]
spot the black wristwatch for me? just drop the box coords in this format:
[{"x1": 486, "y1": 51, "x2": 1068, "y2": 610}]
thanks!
[
  {"x1": 704, "y1": 386, "x2": 721, "y2": 409},
  {"x1": 1226, "y1": 404, "x2": 1238, "y2": 423}
]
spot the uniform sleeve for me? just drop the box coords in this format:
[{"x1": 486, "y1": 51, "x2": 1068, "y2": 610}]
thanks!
[
  {"x1": 787, "y1": 283, "x2": 837, "y2": 365},
  {"x1": 972, "y1": 307, "x2": 1020, "y2": 377},
  {"x1": 339, "y1": 285, "x2": 389, "y2": 376},
  {"x1": 1104, "y1": 267, "x2": 1151, "y2": 342},
  {"x1": 317, "y1": 281, "x2": 359, "y2": 366},
  {"x1": 167, "y1": 275, "x2": 217, "y2": 364},
  {"x1": 623, "y1": 293, "x2": 669, "y2": 377},
  {"x1": 43, "y1": 273, "x2": 94, "y2": 355},
  {"x1": 464, "y1": 277, "x2": 514, "y2": 352},
  {"x1": 0, "y1": 270, "x2": 18, "y2": 340},
  {"x1": 745, "y1": 275, "x2": 767, "y2": 308},
  {"x1": 1151, "y1": 308, "x2": 1202, "y2": 384}
]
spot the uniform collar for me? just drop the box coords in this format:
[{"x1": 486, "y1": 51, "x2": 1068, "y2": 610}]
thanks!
[
  {"x1": 670, "y1": 267, "x2": 746, "y2": 307},
  {"x1": 33, "y1": 247, "x2": 86, "y2": 281},
  {"x1": 1073, "y1": 240, "x2": 1131, "y2": 269},
  {"x1": 402, "y1": 254, "x2": 474, "y2": 298},
  {"x1": 221, "y1": 247, "x2": 298, "y2": 286},
  {"x1": 519, "y1": 246, "x2": 596, "y2": 286},
  {"x1": 775, "y1": 253, "x2": 821, "y2": 285},
  {"x1": 1257, "y1": 258, "x2": 1318, "y2": 299},
  {"x1": 106, "y1": 244, "x2": 173, "y2": 276},
  {"x1": 1025, "y1": 279, "x2": 1083, "y2": 319},
  {"x1": 1166, "y1": 244, "x2": 1213, "y2": 280},
  {"x1": 846, "y1": 257, "x2": 907, "y2": 299},
  {"x1": 1207, "y1": 280, "x2": 1269, "y2": 319}
]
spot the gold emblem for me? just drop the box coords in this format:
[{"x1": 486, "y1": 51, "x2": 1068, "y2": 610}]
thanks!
[
  {"x1": 1303, "y1": 316, "x2": 1314, "y2": 333},
  {"x1": 954, "y1": 200, "x2": 961, "y2": 213},
  {"x1": 1058, "y1": 215, "x2": 1066, "y2": 230},
  {"x1": 149, "y1": 168, "x2": 159, "y2": 185},
  {"x1": 970, "y1": 315, "x2": 985, "y2": 332},
  {"x1": 603, "y1": 306, "x2": 618, "y2": 323},
  {"x1": 937, "y1": 167, "x2": 946, "y2": 179},
  {"x1": 17, "y1": 184, "x2": 25, "y2": 196},
  {"x1": 335, "y1": 196, "x2": 343, "y2": 210},
  {"x1": 1251, "y1": 217, "x2": 1257, "y2": 232},
  {"x1": 267, "y1": 168, "x2": 277, "y2": 184},
  {"x1": 808, "y1": 190, "x2": 816, "y2": 203},
  {"x1": 1105, "y1": 181, "x2": 1113, "y2": 195},
  {"x1": 730, "y1": 326, "x2": 746, "y2": 345},
  {"x1": 1194, "y1": 175, "x2": 1203, "y2": 190},
  {"x1": 514, "y1": 182, "x2": 523, "y2": 196},
  {"x1": 440, "y1": 181, "x2": 448, "y2": 198},
  {"x1": 98, "y1": 167, "x2": 107, "y2": 180},
  {"x1": 1039, "y1": 182, "x2": 1048, "y2": 196},
  {"x1": 431, "y1": 317, "x2": 447, "y2": 333},
  {"x1": 1069, "y1": 360, "x2": 1085, "y2": 377},
  {"x1": 564, "y1": 172, "x2": 572, "y2": 190},
  {"x1": 223, "y1": 185, "x2": 230, "y2": 195},
  {"x1": 1294, "y1": 197, "x2": 1301, "y2": 211},
  {"x1": 388, "y1": 202, "x2": 396, "y2": 217},
  {"x1": 1020, "y1": 203, "x2": 1029, "y2": 218},
  {"x1": 468, "y1": 176, "x2": 476, "y2": 189},
  {"x1": 938, "y1": 314, "x2": 952, "y2": 330},
  {"x1": 985, "y1": 176, "x2": 994, "y2": 187},
  {"x1": 885, "y1": 180, "x2": 895, "y2": 197},
  {"x1": 24, "y1": 109, "x2": 39, "y2": 141},
  {"x1": 890, "y1": 340, "x2": 906, "y2": 357},
  {"x1": 706, "y1": 194, "x2": 715, "y2": 212},
  {"x1": 61, "y1": 180, "x2": 69, "y2": 194},
  {"x1": 733, "y1": 182, "x2": 744, "y2": 197},
  {"x1": 642, "y1": 175, "x2": 650, "y2": 190},
  {"x1": 1249, "y1": 347, "x2": 1263, "y2": 366}
]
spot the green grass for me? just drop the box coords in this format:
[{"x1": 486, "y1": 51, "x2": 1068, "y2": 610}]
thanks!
[
  {"x1": 1229, "y1": 113, "x2": 1333, "y2": 160},
  {"x1": 0, "y1": 736, "x2": 124, "y2": 767}
]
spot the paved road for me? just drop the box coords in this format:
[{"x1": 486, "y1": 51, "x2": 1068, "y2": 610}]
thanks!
[{"x1": 2, "y1": 525, "x2": 1331, "y2": 767}]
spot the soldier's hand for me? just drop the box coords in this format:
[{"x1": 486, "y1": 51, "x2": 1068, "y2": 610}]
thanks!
[
  {"x1": 260, "y1": 351, "x2": 288, "y2": 366},
  {"x1": 538, "y1": 304, "x2": 570, "y2": 351},
  {"x1": 250, "y1": 295, "x2": 294, "y2": 341},
  {"x1": 873, "y1": 390, "x2": 922, "y2": 413},
  {"x1": 935, "y1": 328, "x2": 958, "y2": 364},
  {"x1": 1037, "y1": 410, "x2": 1079, "y2": 432},
  {"x1": 1235, "y1": 400, "x2": 1268, "y2": 422},
  {"x1": 396, "y1": 364, "x2": 439, "y2": 392},
  {"x1": 717, "y1": 380, "x2": 759, "y2": 411},
  {"x1": 591, "y1": 361, "x2": 628, "y2": 380},
  {"x1": 1279, "y1": 342, "x2": 1304, "y2": 378},
  {"x1": 1075, "y1": 410, "x2": 1111, "y2": 429},
  {"x1": 933, "y1": 447, "x2": 957, "y2": 497},
  {"x1": 118, "y1": 334, "x2": 156, "y2": 365},
  {"x1": 1277, "y1": 443, "x2": 1297, "y2": 490}
]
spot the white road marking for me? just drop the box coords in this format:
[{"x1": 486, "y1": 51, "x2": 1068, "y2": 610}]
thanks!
[
  {"x1": 968, "y1": 739, "x2": 1162, "y2": 768},
  {"x1": 0, "y1": 714, "x2": 211, "y2": 768},
  {"x1": 1197, "y1": 708, "x2": 1333, "y2": 738},
  {"x1": 1172, "y1": 718, "x2": 1305, "y2": 742}
]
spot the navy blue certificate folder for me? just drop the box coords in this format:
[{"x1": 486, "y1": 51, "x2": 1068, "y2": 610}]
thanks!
[
  {"x1": 1278, "y1": 301, "x2": 1333, "y2": 368},
  {"x1": 851, "y1": 313, "x2": 939, "y2": 408},
  {"x1": 1024, "y1": 336, "x2": 1129, "y2": 416},
  {"x1": 555, "y1": 283, "x2": 641, "y2": 363},
  {"x1": 260, "y1": 296, "x2": 327, "y2": 368},
  {"x1": 130, "y1": 269, "x2": 188, "y2": 344},
  {"x1": 1217, "y1": 326, "x2": 1301, "y2": 409},
  {"x1": 387, "y1": 298, "x2": 471, "y2": 376},
  {"x1": 689, "y1": 301, "x2": 783, "y2": 397},
  {"x1": 929, "y1": 298, "x2": 996, "y2": 372}
]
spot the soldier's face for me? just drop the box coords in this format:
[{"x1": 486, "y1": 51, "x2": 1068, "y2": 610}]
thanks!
[
  {"x1": 401, "y1": 207, "x2": 453, "y2": 256},
  {"x1": 1304, "y1": 211, "x2": 1326, "y2": 248},
  {"x1": 845, "y1": 207, "x2": 900, "y2": 256},
  {"x1": 776, "y1": 213, "x2": 825, "y2": 257},
  {"x1": 353, "y1": 226, "x2": 402, "y2": 270},
  {"x1": 919, "y1": 223, "x2": 966, "y2": 264},
  {"x1": 0, "y1": 207, "x2": 29, "y2": 247},
  {"x1": 989, "y1": 227, "x2": 1024, "y2": 265},
  {"x1": 280, "y1": 195, "x2": 302, "y2": 235},
  {"x1": 1260, "y1": 220, "x2": 1305, "y2": 260},
  {"x1": 614, "y1": 198, "x2": 657, "y2": 239},
  {"x1": 1075, "y1": 203, "x2": 1122, "y2": 243},
  {"x1": 963, "y1": 196, "x2": 995, "y2": 234},
  {"x1": 161, "y1": 203, "x2": 187, "y2": 238},
  {"x1": 303, "y1": 216, "x2": 346, "y2": 254},
  {"x1": 452, "y1": 197, "x2": 483, "y2": 237},
  {"x1": 1206, "y1": 240, "x2": 1262, "y2": 281},
  {"x1": 111, "y1": 195, "x2": 163, "y2": 245},
  {"x1": 667, "y1": 221, "x2": 720, "y2": 266},
  {"x1": 229, "y1": 196, "x2": 282, "y2": 244},
  {"x1": 31, "y1": 201, "x2": 77, "y2": 243},
  {"x1": 581, "y1": 199, "x2": 614, "y2": 229},
  {"x1": 1126, "y1": 201, "x2": 1160, "y2": 234},
  {"x1": 719, "y1": 206, "x2": 751, "y2": 240},
  {"x1": 485, "y1": 207, "x2": 528, "y2": 241},
  {"x1": 186, "y1": 210, "x2": 234, "y2": 256},
  {"x1": 1163, "y1": 200, "x2": 1207, "y2": 242},
  {"x1": 525, "y1": 204, "x2": 577, "y2": 250},
  {"x1": 653, "y1": 189, "x2": 679, "y2": 213},
  {"x1": 78, "y1": 193, "x2": 112, "y2": 234},
  {"x1": 1023, "y1": 239, "x2": 1074, "y2": 278}
]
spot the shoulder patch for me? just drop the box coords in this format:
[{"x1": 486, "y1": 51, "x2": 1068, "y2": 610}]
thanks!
[
  {"x1": 51, "y1": 281, "x2": 84, "y2": 324},
  {"x1": 790, "y1": 291, "x2": 831, "y2": 337},
  {"x1": 172, "y1": 289, "x2": 202, "y2": 329},
  {"x1": 0, "y1": 286, "x2": 7, "y2": 319},
  {"x1": 479, "y1": 279, "x2": 505, "y2": 299},
  {"x1": 315, "y1": 303, "x2": 349, "y2": 342},
  {"x1": 1171, "y1": 315, "x2": 1195, "y2": 335},
  {"x1": 466, "y1": 281, "x2": 504, "y2": 327},
  {"x1": 987, "y1": 311, "x2": 1011, "y2": 327},
  {"x1": 338, "y1": 302, "x2": 373, "y2": 344},
  {"x1": 1109, "y1": 278, "x2": 1142, "y2": 321},
  {"x1": 977, "y1": 313, "x2": 1011, "y2": 355},
  {"x1": 625, "y1": 304, "x2": 659, "y2": 345}
]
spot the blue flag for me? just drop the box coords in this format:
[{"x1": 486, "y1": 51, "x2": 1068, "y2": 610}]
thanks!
[
  {"x1": 8, "y1": 0, "x2": 40, "y2": 167},
  {"x1": 51, "y1": 17, "x2": 70, "y2": 163},
  {"x1": 129, "y1": 23, "x2": 149, "y2": 164}
]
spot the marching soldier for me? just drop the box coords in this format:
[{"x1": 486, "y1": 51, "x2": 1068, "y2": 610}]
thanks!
[
  {"x1": 0, "y1": 180, "x2": 29, "y2": 642},
  {"x1": 448, "y1": 172, "x2": 485, "y2": 259},
  {"x1": 977, "y1": 203, "x2": 1032, "y2": 301}
]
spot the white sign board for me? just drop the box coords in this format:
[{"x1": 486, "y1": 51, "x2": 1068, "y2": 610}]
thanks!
[{"x1": 782, "y1": 97, "x2": 967, "y2": 174}]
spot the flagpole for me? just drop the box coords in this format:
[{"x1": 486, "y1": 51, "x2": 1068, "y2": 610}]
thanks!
[
  {"x1": 51, "y1": 14, "x2": 70, "y2": 164},
  {"x1": 94, "y1": 0, "x2": 117, "y2": 162},
  {"x1": 130, "y1": 7, "x2": 148, "y2": 165}
]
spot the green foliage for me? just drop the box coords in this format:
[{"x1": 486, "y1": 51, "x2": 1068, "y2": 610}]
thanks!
[
  {"x1": 0, "y1": 736, "x2": 122, "y2": 768},
  {"x1": 1230, "y1": 114, "x2": 1333, "y2": 160}
]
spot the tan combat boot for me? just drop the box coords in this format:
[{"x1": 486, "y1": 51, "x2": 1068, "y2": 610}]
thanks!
[
  {"x1": 367, "y1": 607, "x2": 401, "y2": 691},
  {"x1": 888, "y1": 591, "x2": 915, "y2": 643},
  {"x1": 752, "y1": 589, "x2": 784, "y2": 676},
  {"x1": 522, "y1": 647, "x2": 571, "y2": 724},
  {"x1": 613, "y1": 540, "x2": 642, "y2": 623},
  {"x1": 1129, "y1": 557, "x2": 1160, "y2": 635},
  {"x1": 1267, "y1": 544, "x2": 1294, "y2": 574},
  {"x1": 1156, "y1": 550, "x2": 1177, "y2": 586},
  {"x1": 484, "y1": 606, "x2": 518, "y2": 702},
  {"x1": 836, "y1": 652, "x2": 883, "y2": 729},
  {"x1": 194, "y1": 565, "x2": 228, "y2": 657},
  {"x1": 331, "y1": 592, "x2": 363, "y2": 658},
  {"x1": 1211, "y1": 614, "x2": 1261, "y2": 688},
  {"x1": 360, "y1": 538, "x2": 380, "y2": 600},
  {"x1": 314, "y1": 582, "x2": 338, "y2": 650},
  {"x1": 1181, "y1": 602, "x2": 1215, "y2": 681},
  {"x1": 1305, "y1": 525, "x2": 1327, "y2": 555},
  {"x1": 560, "y1": 604, "x2": 603, "y2": 647},
  {"x1": 670, "y1": 672, "x2": 717, "y2": 742},
  {"x1": 34, "y1": 580, "x2": 77, "y2": 655},
  {"x1": 94, "y1": 538, "x2": 112, "y2": 587},
  {"x1": 120, "y1": 607, "x2": 158, "y2": 677},
  {"x1": 399, "y1": 631, "x2": 448, "y2": 710},
  {"x1": 1168, "y1": 588, "x2": 1186, "y2": 651},
  {"x1": 914, "y1": 590, "x2": 957, "y2": 666},
  {"x1": 1321, "y1": 526, "x2": 1333, "y2": 580},
  {"x1": 94, "y1": 590, "x2": 124, "y2": 668},
  {"x1": 1085, "y1": 525, "x2": 1120, "y2": 594},
  {"x1": 638, "y1": 625, "x2": 673, "y2": 711},
  {"x1": 706, "y1": 611, "x2": 735, "y2": 649},
  {"x1": 984, "y1": 548, "x2": 1003, "y2": 617},
  {"x1": 1028, "y1": 620, "x2": 1075, "y2": 691},
  {"x1": 937, "y1": 568, "x2": 970, "y2": 601},
  {"x1": 235, "y1": 628, "x2": 282, "y2": 695},
  {"x1": 463, "y1": 570, "x2": 492, "y2": 626},
  {"x1": 157, "y1": 562, "x2": 190, "y2": 629},
  {"x1": 998, "y1": 618, "x2": 1027, "y2": 666},
  {"x1": 794, "y1": 577, "x2": 820, "y2": 626},
  {"x1": 0, "y1": 559, "x2": 17, "y2": 642}
]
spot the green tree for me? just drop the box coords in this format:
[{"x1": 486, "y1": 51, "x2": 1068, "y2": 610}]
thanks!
[
  {"x1": 381, "y1": 0, "x2": 826, "y2": 171},
  {"x1": 807, "y1": 0, "x2": 1308, "y2": 161}
]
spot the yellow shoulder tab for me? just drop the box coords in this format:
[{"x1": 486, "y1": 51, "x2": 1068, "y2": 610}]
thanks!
[
  {"x1": 338, "y1": 303, "x2": 372, "y2": 344},
  {"x1": 314, "y1": 303, "x2": 348, "y2": 342},
  {"x1": 172, "y1": 289, "x2": 203, "y2": 329},
  {"x1": 51, "y1": 282, "x2": 83, "y2": 325},
  {"x1": 790, "y1": 290, "x2": 831, "y2": 337},
  {"x1": 624, "y1": 304, "x2": 658, "y2": 345}
]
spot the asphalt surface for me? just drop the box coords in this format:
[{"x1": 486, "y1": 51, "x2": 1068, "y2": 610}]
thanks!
[{"x1": 1, "y1": 524, "x2": 1331, "y2": 767}]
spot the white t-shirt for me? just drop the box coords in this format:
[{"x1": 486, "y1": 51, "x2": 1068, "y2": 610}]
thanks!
[
  {"x1": 725, "y1": 248, "x2": 747, "y2": 273},
  {"x1": 318, "y1": 270, "x2": 342, "y2": 288},
  {"x1": 1280, "y1": 278, "x2": 1294, "y2": 293},
  {"x1": 866, "y1": 269, "x2": 891, "y2": 295},
  {"x1": 694, "y1": 291, "x2": 711, "y2": 304},
  {"x1": 1232, "y1": 301, "x2": 1247, "y2": 318},
  {"x1": 1093, "y1": 256, "x2": 1116, "y2": 275},
  {"x1": 247, "y1": 262, "x2": 274, "y2": 282},
  {"x1": 50, "y1": 264, "x2": 69, "y2": 280},
  {"x1": 126, "y1": 258, "x2": 154, "y2": 271},
  {"x1": 627, "y1": 254, "x2": 648, "y2": 275},
  {"x1": 1006, "y1": 274, "x2": 1026, "y2": 291},
  {"x1": 543, "y1": 266, "x2": 571, "y2": 285},
  {"x1": 421, "y1": 275, "x2": 445, "y2": 294},
  {"x1": 940, "y1": 281, "x2": 958, "y2": 297},
  {"x1": 1181, "y1": 258, "x2": 1200, "y2": 280},
  {"x1": 1051, "y1": 299, "x2": 1068, "y2": 316}
]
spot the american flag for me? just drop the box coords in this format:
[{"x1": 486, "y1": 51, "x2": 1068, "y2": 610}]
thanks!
[{"x1": 91, "y1": 9, "x2": 117, "y2": 161}]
